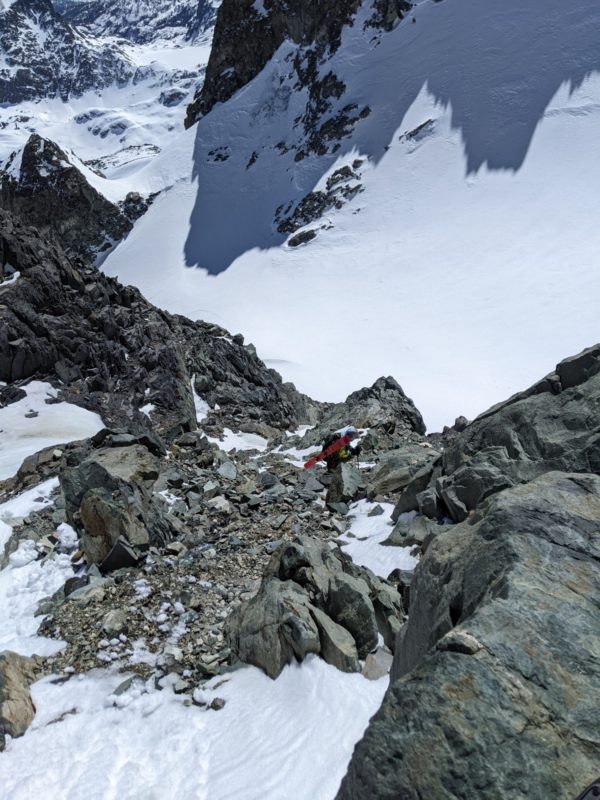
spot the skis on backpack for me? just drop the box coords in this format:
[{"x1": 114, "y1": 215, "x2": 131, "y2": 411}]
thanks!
[{"x1": 303, "y1": 434, "x2": 352, "y2": 469}]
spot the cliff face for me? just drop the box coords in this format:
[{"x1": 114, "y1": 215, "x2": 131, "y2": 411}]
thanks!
[
  {"x1": 185, "y1": 0, "x2": 410, "y2": 126},
  {"x1": 0, "y1": 135, "x2": 137, "y2": 263}
]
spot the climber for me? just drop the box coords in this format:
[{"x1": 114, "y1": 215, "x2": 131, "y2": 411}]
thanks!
[
  {"x1": 322, "y1": 426, "x2": 362, "y2": 471},
  {"x1": 303, "y1": 426, "x2": 363, "y2": 470}
]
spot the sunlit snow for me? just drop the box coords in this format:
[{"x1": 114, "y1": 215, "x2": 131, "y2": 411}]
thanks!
[{"x1": 0, "y1": 382, "x2": 104, "y2": 481}]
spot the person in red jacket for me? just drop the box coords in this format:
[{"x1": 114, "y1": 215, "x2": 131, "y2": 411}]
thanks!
[{"x1": 322, "y1": 426, "x2": 361, "y2": 471}]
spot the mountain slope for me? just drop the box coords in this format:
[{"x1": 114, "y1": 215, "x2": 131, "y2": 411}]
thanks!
[
  {"x1": 102, "y1": 0, "x2": 600, "y2": 431},
  {"x1": 0, "y1": 0, "x2": 135, "y2": 102},
  {"x1": 55, "y1": 0, "x2": 219, "y2": 44}
]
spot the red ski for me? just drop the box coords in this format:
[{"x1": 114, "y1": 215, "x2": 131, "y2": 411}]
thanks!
[{"x1": 303, "y1": 434, "x2": 352, "y2": 469}]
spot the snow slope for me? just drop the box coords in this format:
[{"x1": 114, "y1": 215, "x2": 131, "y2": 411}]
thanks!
[{"x1": 103, "y1": 0, "x2": 600, "y2": 430}]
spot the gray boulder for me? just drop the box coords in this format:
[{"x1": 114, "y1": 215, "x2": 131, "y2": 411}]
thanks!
[
  {"x1": 60, "y1": 443, "x2": 177, "y2": 566},
  {"x1": 383, "y1": 514, "x2": 446, "y2": 550},
  {"x1": 366, "y1": 443, "x2": 439, "y2": 497},
  {"x1": 326, "y1": 463, "x2": 366, "y2": 505},
  {"x1": 394, "y1": 344, "x2": 600, "y2": 522},
  {"x1": 226, "y1": 537, "x2": 404, "y2": 678},
  {"x1": 325, "y1": 572, "x2": 378, "y2": 658},
  {"x1": 391, "y1": 457, "x2": 442, "y2": 520},
  {"x1": 310, "y1": 607, "x2": 360, "y2": 673},
  {"x1": 0, "y1": 652, "x2": 42, "y2": 750},
  {"x1": 226, "y1": 580, "x2": 321, "y2": 680},
  {"x1": 337, "y1": 472, "x2": 600, "y2": 799}
]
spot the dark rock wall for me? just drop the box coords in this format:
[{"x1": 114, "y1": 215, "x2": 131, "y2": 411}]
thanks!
[
  {"x1": 0, "y1": 210, "x2": 313, "y2": 440},
  {"x1": 185, "y1": 0, "x2": 364, "y2": 125},
  {"x1": 1, "y1": 135, "x2": 133, "y2": 263}
]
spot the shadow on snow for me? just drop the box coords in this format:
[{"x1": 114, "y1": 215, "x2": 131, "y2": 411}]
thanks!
[{"x1": 184, "y1": 0, "x2": 600, "y2": 275}]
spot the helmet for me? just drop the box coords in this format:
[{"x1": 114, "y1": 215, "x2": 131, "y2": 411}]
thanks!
[{"x1": 344, "y1": 426, "x2": 358, "y2": 438}]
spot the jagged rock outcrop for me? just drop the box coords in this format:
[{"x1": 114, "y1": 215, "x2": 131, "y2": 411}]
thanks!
[
  {"x1": 393, "y1": 345, "x2": 600, "y2": 522},
  {"x1": 0, "y1": 652, "x2": 42, "y2": 751},
  {"x1": 226, "y1": 536, "x2": 404, "y2": 678},
  {"x1": 185, "y1": 0, "x2": 411, "y2": 130},
  {"x1": 297, "y1": 376, "x2": 426, "y2": 457},
  {"x1": 0, "y1": 210, "x2": 313, "y2": 441},
  {"x1": 1, "y1": 135, "x2": 136, "y2": 262},
  {"x1": 338, "y1": 472, "x2": 600, "y2": 799},
  {"x1": 0, "y1": 0, "x2": 135, "y2": 103}
]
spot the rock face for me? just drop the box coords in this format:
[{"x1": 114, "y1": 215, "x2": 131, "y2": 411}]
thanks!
[
  {"x1": 394, "y1": 345, "x2": 600, "y2": 522},
  {"x1": 1, "y1": 135, "x2": 136, "y2": 262},
  {"x1": 0, "y1": 211, "x2": 313, "y2": 441},
  {"x1": 226, "y1": 536, "x2": 404, "y2": 678},
  {"x1": 0, "y1": 0, "x2": 134, "y2": 103},
  {"x1": 298, "y1": 376, "x2": 426, "y2": 457},
  {"x1": 337, "y1": 472, "x2": 600, "y2": 799},
  {"x1": 0, "y1": 652, "x2": 42, "y2": 750},
  {"x1": 186, "y1": 0, "x2": 362, "y2": 125}
]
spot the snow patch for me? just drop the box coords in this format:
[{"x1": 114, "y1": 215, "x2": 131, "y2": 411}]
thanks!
[
  {"x1": 340, "y1": 500, "x2": 419, "y2": 579},
  {"x1": 0, "y1": 381, "x2": 104, "y2": 481},
  {"x1": 207, "y1": 429, "x2": 269, "y2": 453},
  {"x1": 0, "y1": 657, "x2": 386, "y2": 800},
  {"x1": 191, "y1": 374, "x2": 210, "y2": 422}
]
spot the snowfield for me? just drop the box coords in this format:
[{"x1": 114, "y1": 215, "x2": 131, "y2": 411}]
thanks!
[{"x1": 103, "y1": 0, "x2": 600, "y2": 431}]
